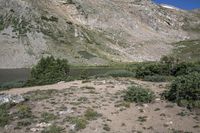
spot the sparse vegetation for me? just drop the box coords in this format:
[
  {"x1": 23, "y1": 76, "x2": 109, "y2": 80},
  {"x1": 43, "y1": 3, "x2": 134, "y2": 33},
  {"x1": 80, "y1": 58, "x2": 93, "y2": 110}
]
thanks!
[
  {"x1": 41, "y1": 112, "x2": 58, "y2": 122},
  {"x1": 84, "y1": 108, "x2": 101, "y2": 120},
  {"x1": 172, "y1": 40, "x2": 200, "y2": 62},
  {"x1": 124, "y1": 86, "x2": 155, "y2": 103},
  {"x1": 17, "y1": 104, "x2": 33, "y2": 119},
  {"x1": 0, "y1": 104, "x2": 11, "y2": 127},
  {"x1": 65, "y1": 116, "x2": 88, "y2": 131},
  {"x1": 42, "y1": 125, "x2": 63, "y2": 133},
  {"x1": 78, "y1": 51, "x2": 96, "y2": 59},
  {"x1": 137, "y1": 116, "x2": 148, "y2": 122},
  {"x1": 41, "y1": 16, "x2": 58, "y2": 22},
  {"x1": 103, "y1": 124, "x2": 111, "y2": 131},
  {"x1": 17, "y1": 120, "x2": 32, "y2": 127},
  {"x1": 24, "y1": 90, "x2": 58, "y2": 101}
]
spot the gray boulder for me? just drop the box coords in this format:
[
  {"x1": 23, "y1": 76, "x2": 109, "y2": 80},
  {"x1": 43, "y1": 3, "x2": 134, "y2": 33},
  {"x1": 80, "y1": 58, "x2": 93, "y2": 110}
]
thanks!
[{"x1": 0, "y1": 93, "x2": 25, "y2": 105}]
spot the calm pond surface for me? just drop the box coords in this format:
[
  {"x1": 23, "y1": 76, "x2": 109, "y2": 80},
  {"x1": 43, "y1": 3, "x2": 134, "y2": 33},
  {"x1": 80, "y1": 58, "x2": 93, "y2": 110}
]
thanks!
[{"x1": 0, "y1": 67, "x2": 124, "y2": 83}]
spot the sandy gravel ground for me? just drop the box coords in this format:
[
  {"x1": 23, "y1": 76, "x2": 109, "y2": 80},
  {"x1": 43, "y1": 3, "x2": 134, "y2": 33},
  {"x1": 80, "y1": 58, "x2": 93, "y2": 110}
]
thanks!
[{"x1": 1, "y1": 78, "x2": 200, "y2": 133}]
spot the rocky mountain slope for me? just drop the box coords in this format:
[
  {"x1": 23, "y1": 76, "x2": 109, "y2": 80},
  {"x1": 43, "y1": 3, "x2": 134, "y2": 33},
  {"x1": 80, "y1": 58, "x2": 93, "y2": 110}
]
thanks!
[{"x1": 0, "y1": 0, "x2": 199, "y2": 68}]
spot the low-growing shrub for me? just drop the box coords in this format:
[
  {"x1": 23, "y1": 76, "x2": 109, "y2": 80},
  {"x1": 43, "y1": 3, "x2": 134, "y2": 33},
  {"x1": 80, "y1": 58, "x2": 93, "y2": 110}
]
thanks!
[
  {"x1": 24, "y1": 90, "x2": 58, "y2": 101},
  {"x1": 42, "y1": 125, "x2": 63, "y2": 133},
  {"x1": 163, "y1": 72, "x2": 200, "y2": 108},
  {"x1": 79, "y1": 69, "x2": 89, "y2": 79},
  {"x1": 0, "y1": 104, "x2": 10, "y2": 127},
  {"x1": 124, "y1": 86, "x2": 155, "y2": 103},
  {"x1": 17, "y1": 104, "x2": 33, "y2": 119},
  {"x1": 41, "y1": 112, "x2": 57, "y2": 122},
  {"x1": 27, "y1": 56, "x2": 69, "y2": 86},
  {"x1": 17, "y1": 120, "x2": 32, "y2": 127},
  {"x1": 65, "y1": 116, "x2": 88, "y2": 131},
  {"x1": 84, "y1": 108, "x2": 101, "y2": 120}
]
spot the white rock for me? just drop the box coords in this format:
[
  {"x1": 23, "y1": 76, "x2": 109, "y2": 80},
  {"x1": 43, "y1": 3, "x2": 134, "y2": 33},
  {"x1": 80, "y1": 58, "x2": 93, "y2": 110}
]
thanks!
[
  {"x1": 36, "y1": 122, "x2": 52, "y2": 128},
  {"x1": 0, "y1": 93, "x2": 25, "y2": 105},
  {"x1": 155, "y1": 98, "x2": 161, "y2": 101},
  {"x1": 30, "y1": 128, "x2": 40, "y2": 132},
  {"x1": 70, "y1": 124, "x2": 76, "y2": 130}
]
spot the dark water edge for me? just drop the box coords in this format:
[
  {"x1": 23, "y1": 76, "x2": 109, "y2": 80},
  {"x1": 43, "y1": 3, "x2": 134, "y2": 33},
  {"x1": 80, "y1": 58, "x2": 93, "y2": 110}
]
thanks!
[
  {"x1": 0, "y1": 68, "x2": 31, "y2": 83},
  {"x1": 0, "y1": 67, "x2": 123, "y2": 83}
]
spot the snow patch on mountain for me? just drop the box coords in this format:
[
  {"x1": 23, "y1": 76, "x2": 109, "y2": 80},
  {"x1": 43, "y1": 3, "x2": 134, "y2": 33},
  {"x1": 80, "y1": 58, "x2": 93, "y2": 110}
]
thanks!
[{"x1": 160, "y1": 4, "x2": 180, "y2": 10}]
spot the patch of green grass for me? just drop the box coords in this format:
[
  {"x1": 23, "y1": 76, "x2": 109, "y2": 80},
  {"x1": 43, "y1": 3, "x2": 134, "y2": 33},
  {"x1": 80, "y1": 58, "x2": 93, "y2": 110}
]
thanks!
[
  {"x1": 84, "y1": 108, "x2": 102, "y2": 120},
  {"x1": 41, "y1": 112, "x2": 58, "y2": 122},
  {"x1": 124, "y1": 86, "x2": 155, "y2": 103},
  {"x1": 42, "y1": 125, "x2": 63, "y2": 133},
  {"x1": 78, "y1": 51, "x2": 96, "y2": 59},
  {"x1": 16, "y1": 104, "x2": 33, "y2": 119},
  {"x1": 172, "y1": 40, "x2": 200, "y2": 62}
]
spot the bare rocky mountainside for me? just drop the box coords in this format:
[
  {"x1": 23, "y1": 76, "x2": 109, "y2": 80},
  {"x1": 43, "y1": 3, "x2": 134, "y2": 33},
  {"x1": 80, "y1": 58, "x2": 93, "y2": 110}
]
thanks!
[{"x1": 0, "y1": 0, "x2": 200, "y2": 68}]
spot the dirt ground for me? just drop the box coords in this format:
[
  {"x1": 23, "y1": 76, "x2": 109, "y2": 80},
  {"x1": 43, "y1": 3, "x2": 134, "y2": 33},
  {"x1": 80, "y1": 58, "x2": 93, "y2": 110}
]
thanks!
[{"x1": 1, "y1": 77, "x2": 200, "y2": 133}]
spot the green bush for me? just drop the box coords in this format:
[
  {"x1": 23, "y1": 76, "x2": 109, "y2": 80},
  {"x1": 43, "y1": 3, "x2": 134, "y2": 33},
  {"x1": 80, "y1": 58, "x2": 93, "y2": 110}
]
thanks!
[
  {"x1": 124, "y1": 86, "x2": 155, "y2": 103},
  {"x1": 79, "y1": 69, "x2": 89, "y2": 79},
  {"x1": 163, "y1": 72, "x2": 200, "y2": 108},
  {"x1": 134, "y1": 58, "x2": 200, "y2": 79},
  {"x1": 27, "y1": 56, "x2": 69, "y2": 86},
  {"x1": 171, "y1": 62, "x2": 200, "y2": 76},
  {"x1": 84, "y1": 108, "x2": 101, "y2": 120},
  {"x1": 135, "y1": 62, "x2": 170, "y2": 78}
]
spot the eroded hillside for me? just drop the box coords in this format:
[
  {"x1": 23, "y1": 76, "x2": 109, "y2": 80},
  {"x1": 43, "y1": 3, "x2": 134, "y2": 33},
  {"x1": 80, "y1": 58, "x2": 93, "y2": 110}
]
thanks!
[{"x1": 0, "y1": 0, "x2": 199, "y2": 68}]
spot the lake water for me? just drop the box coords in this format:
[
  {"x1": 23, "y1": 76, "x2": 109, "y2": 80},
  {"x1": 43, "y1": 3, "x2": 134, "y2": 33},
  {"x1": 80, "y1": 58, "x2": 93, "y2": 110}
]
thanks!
[
  {"x1": 0, "y1": 67, "x2": 123, "y2": 83},
  {"x1": 0, "y1": 69, "x2": 31, "y2": 83}
]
